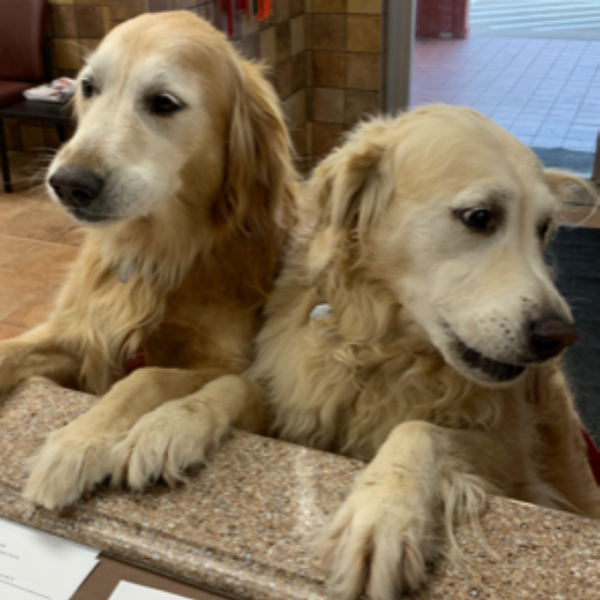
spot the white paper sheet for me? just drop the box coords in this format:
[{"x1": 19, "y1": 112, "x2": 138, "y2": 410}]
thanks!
[
  {"x1": 0, "y1": 518, "x2": 99, "y2": 600},
  {"x1": 109, "y1": 581, "x2": 192, "y2": 600}
]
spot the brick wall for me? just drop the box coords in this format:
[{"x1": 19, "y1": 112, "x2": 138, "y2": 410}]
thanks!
[
  {"x1": 222, "y1": 0, "x2": 386, "y2": 167},
  {"x1": 306, "y1": 0, "x2": 384, "y2": 163}
]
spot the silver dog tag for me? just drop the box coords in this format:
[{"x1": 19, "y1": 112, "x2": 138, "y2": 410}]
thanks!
[
  {"x1": 310, "y1": 303, "x2": 331, "y2": 319},
  {"x1": 117, "y1": 261, "x2": 136, "y2": 284}
]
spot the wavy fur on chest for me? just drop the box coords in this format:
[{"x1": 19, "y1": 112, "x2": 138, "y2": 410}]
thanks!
[
  {"x1": 256, "y1": 260, "x2": 515, "y2": 461},
  {"x1": 52, "y1": 222, "x2": 187, "y2": 393}
]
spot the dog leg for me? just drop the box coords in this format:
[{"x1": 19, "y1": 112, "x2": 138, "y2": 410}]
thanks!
[
  {"x1": 320, "y1": 421, "x2": 508, "y2": 600},
  {"x1": 111, "y1": 375, "x2": 265, "y2": 490},
  {"x1": 23, "y1": 367, "x2": 228, "y2": 510},
  {"x1": 0, "y1": 324, "x2": 80, "y2": 396}
]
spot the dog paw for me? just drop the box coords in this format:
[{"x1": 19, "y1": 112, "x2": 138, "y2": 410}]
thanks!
[
  {"x1": 23, "y1": 426, "x2": 119, "y2": 511},
  {"x1": 111, "y1": 399, "x2": 226, "y2": 491},
  {"x1": 320, "y1": 477, "x2": 438, "y2": 600}
]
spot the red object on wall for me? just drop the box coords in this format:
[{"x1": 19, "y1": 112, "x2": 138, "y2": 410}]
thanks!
[
  {"x1": 219, "y1": 0, "x2": 272, "y2": 38},
  {"x1": 417, "y1": 0, "x2": 470, "y2": 39}
]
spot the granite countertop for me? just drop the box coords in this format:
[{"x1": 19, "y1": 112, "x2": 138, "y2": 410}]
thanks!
[{"x1": 0, "y1": 383, "x2": 599, "y2": 599}]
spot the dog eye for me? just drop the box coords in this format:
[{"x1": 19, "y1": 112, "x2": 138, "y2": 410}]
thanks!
[
  {"x1": 149, "y1": 93, "x2": 183, "y2": 116},
  {"x1": 457, "y1": 208, "x2": 492, "y2": 231},
  {"x1": 81, "y1": 79, "x2": 95, "y2": 99}
]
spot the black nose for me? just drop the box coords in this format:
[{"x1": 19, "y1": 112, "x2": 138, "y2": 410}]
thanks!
[
  {"x1": 529, "y1": 317, "x2": 578, "y2": 360},
  {"x1": 49, "y1": 166, "x2": 104, "y2": 209}
]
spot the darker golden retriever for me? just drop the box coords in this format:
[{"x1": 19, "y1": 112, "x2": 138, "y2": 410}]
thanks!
[{"x1": 0, "y1": 11, "x2": 296, "y2": 510}]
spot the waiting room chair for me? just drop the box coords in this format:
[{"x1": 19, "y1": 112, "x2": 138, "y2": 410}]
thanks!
[{"x1": 0, "y1": 0, "x2": 68, "y2": 193}]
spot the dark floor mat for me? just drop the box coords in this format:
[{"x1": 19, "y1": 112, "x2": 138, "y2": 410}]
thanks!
[
  {"x1": 532, "y1": 147, "x2": 595, "y2": 176},
  {"x1": 547, "y1": 226, "x2": 600, "y2": 444}
]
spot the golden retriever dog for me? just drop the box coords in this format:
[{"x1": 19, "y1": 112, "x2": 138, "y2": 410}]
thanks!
[
  {"x1": 0, "y1": 12, "x2": 296, "y2": 510},
  {"x1": 133, "y1": 105, "x2": 600, "y2": 599}
]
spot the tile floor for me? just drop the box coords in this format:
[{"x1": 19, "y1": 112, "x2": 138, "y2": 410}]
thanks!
[
  {"x1": 412, "y1": 36, "x2": 600, "y2": 153},
  {"x1": 1, "y1": 151, "x2": 598, "y2": 343},
  {"x1": 470, "y1": 0, "x2": 600, "y2": 40},
  {"x1": 0, "y1": 153, "x2": 83, "y2": 341}
]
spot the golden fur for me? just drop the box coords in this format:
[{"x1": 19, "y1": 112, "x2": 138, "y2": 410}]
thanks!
[
  {"x1": 0, "y1": 12, "x2": 296, "y2": 510},
  {"x1": 139, "y1": 106, "x2": 600, "y2": 599}
]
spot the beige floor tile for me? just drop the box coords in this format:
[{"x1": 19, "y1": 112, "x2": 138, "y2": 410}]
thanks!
[
  {"x1": 34, "y1": 197, "x2": 65, "y2": 213},
  {"x1": 0, "y1": 194, "x2": 42, "y2": 224},
  {"x1": 0, "y1": 322, "x2": 27, "y2": 341},
  {"x1": 0, "y1": 170, "x2": 76, "y2": 333},
  {"x1": 51, "y1": 226, "x2": 86, "y2": 247},
  {"x1": 0, "y1": 270, "x2": 54, "y2": 321},
  {"x1": 4, "y1": 297, "x2": 56, "y2": 329},
  {"x1": 0, "y1": 236, "x2": 37, "y2": 268},
  {"x1": 2, "y1": 243, "x2": 78, "y2": 284},
  {"x1": 0, "y1": 157, "x2": 70, "y2": 333},
  {"x1": 0, "y1": 208, "x2": 73, "y2": 242}
]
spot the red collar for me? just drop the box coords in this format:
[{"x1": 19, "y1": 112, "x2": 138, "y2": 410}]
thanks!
[
  {"x1": 124, "y1": 345, "x2": 146, "y2": 374},
  {"x1": 582, "y1": 429, "x2": 600, "y2": 486}
]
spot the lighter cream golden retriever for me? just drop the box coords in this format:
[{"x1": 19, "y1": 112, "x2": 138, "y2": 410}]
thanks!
[
  {"x1": 132, "y1": 105, "x2": 600, "y2": 599},
  {"x1": 0, "y1": 11, "x2": 296, "y2": 510}
]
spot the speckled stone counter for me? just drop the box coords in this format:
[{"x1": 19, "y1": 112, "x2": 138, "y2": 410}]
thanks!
[{"x1": 1, "y1": 383, "x2": 599, "y2": 599}]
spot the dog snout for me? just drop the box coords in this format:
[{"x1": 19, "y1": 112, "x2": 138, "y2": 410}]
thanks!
[
  {"x1": 49, "y1": 166, "x2": 105, "y2": 209},
  {"x1": 528, "y1": 316, "x2": 578, "y2": 360}
]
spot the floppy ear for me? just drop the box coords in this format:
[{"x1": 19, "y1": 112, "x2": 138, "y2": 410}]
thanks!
[
  {"x1": 216, "y1": 58, "x2": 296, "y2": 235},
  {"x1": 307, "y1": 120, "x2": 391, "y2": 281},
  {"x1": 545, "y1": 169, "x2": 597, "y2": 207}
]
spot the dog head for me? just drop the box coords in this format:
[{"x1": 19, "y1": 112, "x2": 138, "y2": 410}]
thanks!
[
  {"x1": 46, "y1": 11, "x2": 293, "y2": 236},
  {"x1": 307, "y1": 105, "x2": 594, "y2": 386}
]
